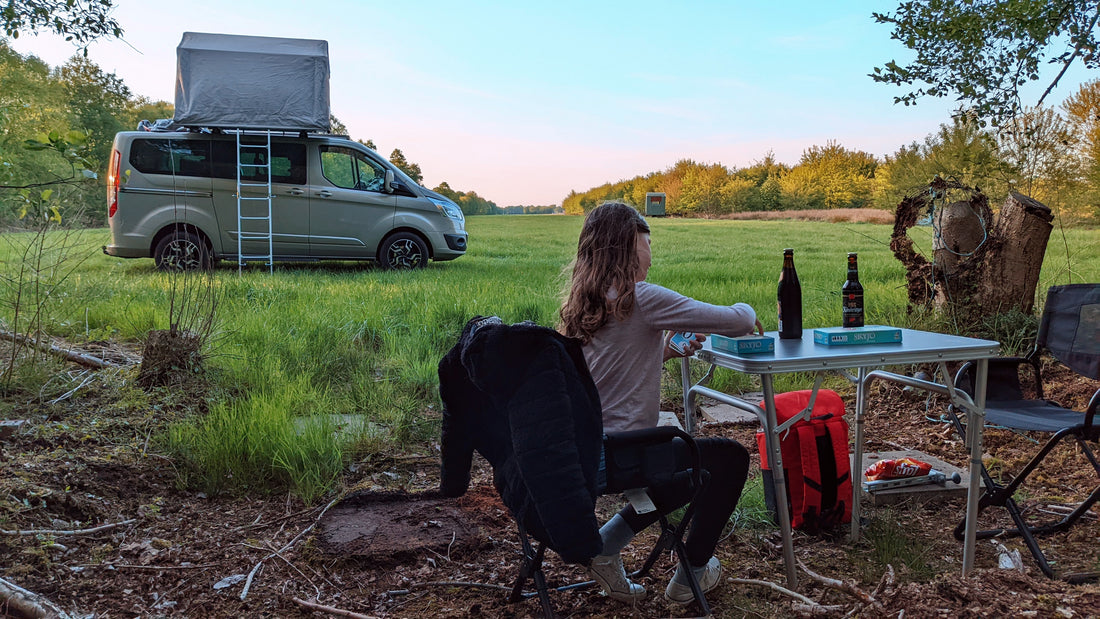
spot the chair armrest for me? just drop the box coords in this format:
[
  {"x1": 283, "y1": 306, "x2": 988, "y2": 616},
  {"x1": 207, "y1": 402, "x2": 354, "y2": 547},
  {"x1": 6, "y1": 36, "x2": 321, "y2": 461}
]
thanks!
[{"x1": 603, "y1": 427, "x2": 703, "y2": 494}]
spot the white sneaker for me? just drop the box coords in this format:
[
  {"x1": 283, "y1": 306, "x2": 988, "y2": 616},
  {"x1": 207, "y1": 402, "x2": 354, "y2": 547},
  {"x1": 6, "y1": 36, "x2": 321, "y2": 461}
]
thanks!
[
  {"x1": 588, "y1": 553, "x2": 646, "y2": 602},
  {"x1": 664, "y1": 556, "x2": 722, "y2": 604}
]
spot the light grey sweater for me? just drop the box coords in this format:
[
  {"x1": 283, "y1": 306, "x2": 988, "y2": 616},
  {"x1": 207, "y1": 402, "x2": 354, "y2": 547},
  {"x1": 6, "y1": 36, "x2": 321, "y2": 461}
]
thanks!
[{"x1": 583, "y1": 282, "x2": 757, "y2": 433}]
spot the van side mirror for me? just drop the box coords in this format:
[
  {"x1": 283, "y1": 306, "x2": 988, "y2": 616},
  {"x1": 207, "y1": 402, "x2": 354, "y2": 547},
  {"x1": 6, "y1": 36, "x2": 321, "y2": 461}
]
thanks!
[{"x1": 384, "y1": 169, "x2": 395, "y2": 194}]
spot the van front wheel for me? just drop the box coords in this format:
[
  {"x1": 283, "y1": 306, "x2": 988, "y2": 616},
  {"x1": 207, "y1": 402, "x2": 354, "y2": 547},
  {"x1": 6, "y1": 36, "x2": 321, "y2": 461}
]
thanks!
[
  {"x1": 379, "y1": 232, "x2": 428, "y2": 270},
  {"x1": 154, "y1": 230, "x2": 211, "y2": 271}
]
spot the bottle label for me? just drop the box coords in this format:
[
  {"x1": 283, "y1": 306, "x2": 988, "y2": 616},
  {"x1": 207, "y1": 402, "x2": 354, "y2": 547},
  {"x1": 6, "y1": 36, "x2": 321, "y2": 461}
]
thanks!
[{"x1": 843, "y1": 292, "x2": 864, "y2": 327}]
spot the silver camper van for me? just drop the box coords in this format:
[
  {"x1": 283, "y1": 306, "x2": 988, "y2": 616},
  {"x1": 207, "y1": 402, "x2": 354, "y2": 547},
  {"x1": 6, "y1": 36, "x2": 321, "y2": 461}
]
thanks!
[
  {"x1": 103, "y1": 32, "x2": 467, "y2": 270},
  {"x1": 104, "y1": 131, "x2": 467, "y2": 269}
]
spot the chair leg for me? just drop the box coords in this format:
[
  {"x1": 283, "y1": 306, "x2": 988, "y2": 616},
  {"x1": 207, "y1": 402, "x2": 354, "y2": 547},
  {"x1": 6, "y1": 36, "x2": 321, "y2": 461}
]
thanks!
[
  {"x1": 951, "y1": 421, "x2": 1100, "y2": 579},
  {"x1": 631, "y1": 515, "x2": 712, "y2": 616},
  {"x1": 509, "y1": 526, "x2": 556, "y2": 618}
]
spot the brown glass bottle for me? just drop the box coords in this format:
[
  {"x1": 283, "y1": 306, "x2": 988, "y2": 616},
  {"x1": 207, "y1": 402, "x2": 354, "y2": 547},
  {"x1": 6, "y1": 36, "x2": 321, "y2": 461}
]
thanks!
[
  {"x1": 777, "y1": 249, "x2": 802, "y2": 339},
  {"x1": 842, "y1": 252, "x2": 864, "y2": 328}
]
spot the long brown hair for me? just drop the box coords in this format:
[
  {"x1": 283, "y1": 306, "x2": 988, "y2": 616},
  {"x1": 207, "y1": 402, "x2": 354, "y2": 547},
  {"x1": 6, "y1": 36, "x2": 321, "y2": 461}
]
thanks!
[{"x1": 559, "y1": 202, "x2": 650, "y2": 344}]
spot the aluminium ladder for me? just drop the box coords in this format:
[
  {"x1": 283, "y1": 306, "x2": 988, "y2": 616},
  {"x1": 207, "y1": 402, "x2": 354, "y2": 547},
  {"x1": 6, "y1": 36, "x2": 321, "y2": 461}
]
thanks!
[{"x1": 235, "y1": 130, "x2": 274, "y2": 274}]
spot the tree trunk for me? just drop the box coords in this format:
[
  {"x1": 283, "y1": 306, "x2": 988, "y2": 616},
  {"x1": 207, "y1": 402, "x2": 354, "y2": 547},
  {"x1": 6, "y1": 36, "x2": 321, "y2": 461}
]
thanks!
[
  {"x1": 978, "y1": 193, "x2": 1053, "y2": 315},
  {"x1": 892, "y1": 183, "x2": 1053, "y2": 327}
]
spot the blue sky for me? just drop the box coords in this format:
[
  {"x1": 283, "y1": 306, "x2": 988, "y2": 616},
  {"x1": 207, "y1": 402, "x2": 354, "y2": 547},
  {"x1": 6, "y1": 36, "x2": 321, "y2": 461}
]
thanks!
[{"x1": 9, "y1": 0, "x2": 1094, "y2": 206}]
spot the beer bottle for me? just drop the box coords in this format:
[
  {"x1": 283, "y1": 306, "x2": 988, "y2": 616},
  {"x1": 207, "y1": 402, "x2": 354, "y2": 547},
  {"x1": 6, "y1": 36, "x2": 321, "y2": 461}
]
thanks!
[
  {"x1": 842, "y1": 252, "x2": 864, "y2": 328},
  {"x1": 777, "y1": 248, "x2": 802, "y2": 339}
]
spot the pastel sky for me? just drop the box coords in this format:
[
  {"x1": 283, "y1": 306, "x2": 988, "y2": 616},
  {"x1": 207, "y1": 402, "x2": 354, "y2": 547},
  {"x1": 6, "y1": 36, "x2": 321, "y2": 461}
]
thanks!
[{"x1": 9, "y1": 0, "x2": 1094, "y2": 206}]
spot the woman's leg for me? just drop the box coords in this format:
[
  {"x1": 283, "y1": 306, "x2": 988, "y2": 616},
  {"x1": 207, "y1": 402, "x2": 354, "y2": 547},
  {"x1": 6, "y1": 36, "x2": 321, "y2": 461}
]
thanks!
[{"x1": 615, "y1": 437, "x2": 750, "y2": 566}]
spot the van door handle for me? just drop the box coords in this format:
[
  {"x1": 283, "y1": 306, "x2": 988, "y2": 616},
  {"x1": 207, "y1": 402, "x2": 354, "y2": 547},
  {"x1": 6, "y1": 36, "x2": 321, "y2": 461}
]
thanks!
[
  {"x1": 318, "y1": 190, "x2": 333, "y2": 198},
  {"x1": 286, "y1": 188, "x2": 304, "y2": 196}
]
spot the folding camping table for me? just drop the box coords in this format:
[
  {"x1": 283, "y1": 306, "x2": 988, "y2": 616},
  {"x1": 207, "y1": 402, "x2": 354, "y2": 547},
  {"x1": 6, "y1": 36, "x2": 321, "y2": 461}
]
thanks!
[{"x1": 680, "y1": 328, "x2": 1000, "y2": 588}]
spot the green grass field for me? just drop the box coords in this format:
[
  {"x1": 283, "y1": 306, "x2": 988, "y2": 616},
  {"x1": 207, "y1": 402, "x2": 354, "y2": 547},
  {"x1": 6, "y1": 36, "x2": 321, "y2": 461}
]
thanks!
[{"x1": 2, "y1": 216, "x2": 1097, "y2": 499}]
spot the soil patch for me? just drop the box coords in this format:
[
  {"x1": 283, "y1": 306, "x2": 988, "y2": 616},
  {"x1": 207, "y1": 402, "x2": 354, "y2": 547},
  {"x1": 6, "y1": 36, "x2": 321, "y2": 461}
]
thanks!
[
  {"x1": 318, "y1": 490, "x2": 483, "y2": 565},
  {"x1": 1, "y1": 354, "x2": 1098, "y2": 617}
]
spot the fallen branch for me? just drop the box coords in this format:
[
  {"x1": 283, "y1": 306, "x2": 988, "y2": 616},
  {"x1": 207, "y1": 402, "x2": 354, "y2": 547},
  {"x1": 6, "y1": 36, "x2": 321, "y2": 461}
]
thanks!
[
  {"x1": 728, "y1": 577, "x2": 845, "y2": 616},
  {"x1": 93, "y1": 563, "x2": 218, "y2": 570},
  {"x1": 0, "y1": 330, "x2": 115, "y2": 369},
  {"x1": 798, "y1": 560, "x2": 882, "y2": 611},
  {"x1": 238, "y1": 496, "x2": 339, "y2": 601},
  {"x1": 0, "y1": 575, "x2": 76, "y2": 619},
  {"x1": 291, "y1": 597, "x2": 379, "y2": 619},
  {"x1": 791, "y1": 602, "x2": 846, "y2": 617},
  {"x1": 1, "y1": 519, "x2": 136, "y2": 537},
  {"x1": 870, "y1": 564, "x2": 896, "y2": 601}
]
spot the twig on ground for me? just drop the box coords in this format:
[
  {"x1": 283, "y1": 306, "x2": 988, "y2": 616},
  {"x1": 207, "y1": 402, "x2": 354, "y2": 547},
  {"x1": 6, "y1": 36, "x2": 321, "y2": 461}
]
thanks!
[
  {"x1": 1, "y1": 518, "x2": 136, "y2": 536},
  {"x1": 0, "y1": 329, "x2": 115, "y2": 368},
  {"x1": 870, "y1": 564, "x2": 896, "y2": 600},
  {"x1": 0, "y1": 575, "x2": 78, "y2": 619},
  {"x1": 728, "y1": 577, "x2": 819, "y2": 606},
  {"x1": 291, "y1": 596, "x2": 380, "y2": 619},
  {"x1": 94, "y1": 563, "x2": 218, "y2": 570},
  {"x1": 798, "y1": 560, "x2": 883, "y2": 611},
  {"x1": 48, "y1": 370, "x2": 96, "y2": 404},
  {"x1": 791, "y1": 602, "x2": 846, "y2": 617},
  {"x1": 238, "y1": 496, "x2": 340, "y2": 601}
]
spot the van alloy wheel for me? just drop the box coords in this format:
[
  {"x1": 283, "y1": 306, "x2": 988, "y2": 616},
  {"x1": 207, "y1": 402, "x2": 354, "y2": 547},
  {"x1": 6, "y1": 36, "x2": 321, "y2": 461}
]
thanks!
[
  {"x1": 380, "y1": 233, "x2": 428, "y2": 269},
  {"x1": 154, "y1": 231, "x2": 211, "y2": 271}
]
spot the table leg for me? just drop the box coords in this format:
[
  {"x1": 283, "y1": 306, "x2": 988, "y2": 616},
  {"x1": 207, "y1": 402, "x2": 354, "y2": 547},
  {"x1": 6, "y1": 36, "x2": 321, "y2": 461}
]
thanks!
[
  {"x1": 850, "y1": 367, "x2": 868, "y2": 542},
  {"x1": 963, "y1": 358, "x2": 988, "y2": 575},
  {"x1": 761, "y1": 374, "x2": 798, "y2": 588},
  {"x1": 681, "y1": 357, "x2": 695, "y2": 434}
]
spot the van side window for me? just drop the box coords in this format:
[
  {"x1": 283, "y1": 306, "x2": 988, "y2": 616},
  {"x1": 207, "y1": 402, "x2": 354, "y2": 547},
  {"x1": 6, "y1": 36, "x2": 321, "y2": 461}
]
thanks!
[
  {"x1": 130, "y1": 139, "x2": 211, "y2": 177},
  {"x1": 320, "y1": 146, "x2": 386, "y2": 192},
  {"x1": 210, "y1": 141, "x2": 306, "y2": 185}
]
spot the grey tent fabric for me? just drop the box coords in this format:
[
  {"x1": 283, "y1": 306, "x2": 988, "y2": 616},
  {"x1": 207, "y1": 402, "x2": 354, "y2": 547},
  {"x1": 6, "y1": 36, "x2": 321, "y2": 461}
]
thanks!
[{"x1": 173, "y1": 32, "x2": 330, "y2": 132}]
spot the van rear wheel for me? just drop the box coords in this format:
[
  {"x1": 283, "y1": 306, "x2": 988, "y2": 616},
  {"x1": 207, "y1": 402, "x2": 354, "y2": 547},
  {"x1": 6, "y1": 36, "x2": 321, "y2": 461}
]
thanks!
[
  {"x1": 379, "y1": 232, "x2": 428, "y2": 270},
  {"x1": 154, "y1": 230, "x2": 211, "y2": 271}
]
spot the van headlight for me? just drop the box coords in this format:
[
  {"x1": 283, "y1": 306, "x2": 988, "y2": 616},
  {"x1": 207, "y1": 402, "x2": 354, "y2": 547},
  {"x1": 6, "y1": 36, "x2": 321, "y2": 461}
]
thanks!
[{"x1": 429, "y1": 196, "x2": 464, "y2": 222}]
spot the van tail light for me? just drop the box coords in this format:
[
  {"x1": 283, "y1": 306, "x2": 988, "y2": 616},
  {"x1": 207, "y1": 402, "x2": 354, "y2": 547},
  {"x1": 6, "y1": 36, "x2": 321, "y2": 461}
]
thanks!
[{"x1": 107, "y1": 148, "x2": 121, "y2": 218}]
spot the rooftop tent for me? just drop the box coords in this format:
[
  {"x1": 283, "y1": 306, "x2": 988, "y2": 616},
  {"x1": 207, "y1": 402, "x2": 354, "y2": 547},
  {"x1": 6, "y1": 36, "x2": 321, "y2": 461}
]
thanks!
[{"x1": 173, "y1": 32, "x2": 331, "y2": 132}]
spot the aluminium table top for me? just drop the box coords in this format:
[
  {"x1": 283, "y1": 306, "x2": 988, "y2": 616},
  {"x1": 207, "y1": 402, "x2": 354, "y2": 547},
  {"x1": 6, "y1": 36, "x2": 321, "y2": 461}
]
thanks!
[{"x1": 695, "y1": 328, "x2": 1000, "y2": 374}]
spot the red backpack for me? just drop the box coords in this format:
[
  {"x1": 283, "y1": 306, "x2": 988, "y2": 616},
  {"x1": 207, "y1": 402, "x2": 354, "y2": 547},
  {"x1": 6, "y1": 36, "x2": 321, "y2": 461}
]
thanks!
[{"x1": 756, "y1": 389, "x2": 852, "y2": 533}]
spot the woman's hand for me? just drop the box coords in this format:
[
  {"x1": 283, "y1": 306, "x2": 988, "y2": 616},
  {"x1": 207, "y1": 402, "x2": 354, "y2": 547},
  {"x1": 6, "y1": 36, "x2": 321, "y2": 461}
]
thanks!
[{"x1": 663, "y1": 331, "x2": 705, "y2": 361}]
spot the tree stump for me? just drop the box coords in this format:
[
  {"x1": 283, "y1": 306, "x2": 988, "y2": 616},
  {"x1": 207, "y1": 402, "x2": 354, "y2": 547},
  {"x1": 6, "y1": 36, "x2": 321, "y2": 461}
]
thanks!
[{"x1": 892, "y1": 182, "x2": 1054, "y2": 327}]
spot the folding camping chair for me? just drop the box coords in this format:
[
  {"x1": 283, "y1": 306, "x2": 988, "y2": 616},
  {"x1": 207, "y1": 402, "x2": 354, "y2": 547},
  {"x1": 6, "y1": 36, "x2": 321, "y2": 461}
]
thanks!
[
  {"x1": 948, "y1": 283, "x2": 1100, "y2": 580},
  {"x1": 438, "y1": 317, "x2": 712, "y2": 617}
]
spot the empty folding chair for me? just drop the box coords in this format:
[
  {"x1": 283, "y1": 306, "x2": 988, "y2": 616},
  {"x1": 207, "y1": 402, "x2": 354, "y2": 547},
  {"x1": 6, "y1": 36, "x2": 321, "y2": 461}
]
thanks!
[{"x1": 948, "y1": 283, "x2": 1100, "y2": 580}]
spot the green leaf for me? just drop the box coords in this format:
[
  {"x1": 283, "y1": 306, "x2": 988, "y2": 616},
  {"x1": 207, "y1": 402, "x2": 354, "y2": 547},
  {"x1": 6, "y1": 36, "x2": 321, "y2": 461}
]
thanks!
[{"x1": 40, "y1": 189, "x2": 53, "y2": 201}]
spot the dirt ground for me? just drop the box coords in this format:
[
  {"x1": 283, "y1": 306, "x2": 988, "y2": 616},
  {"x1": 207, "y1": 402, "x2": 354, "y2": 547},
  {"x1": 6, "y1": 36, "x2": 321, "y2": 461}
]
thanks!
[{"x1": 2, "y1": 351, "x2": 1099, "y2": 618}]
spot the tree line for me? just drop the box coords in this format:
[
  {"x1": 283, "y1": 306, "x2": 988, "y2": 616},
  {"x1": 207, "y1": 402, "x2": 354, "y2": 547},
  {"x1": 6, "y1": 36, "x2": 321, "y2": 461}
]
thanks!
[{"x1": 563, "y1": 87, "x2": 1100, "y2": 224}]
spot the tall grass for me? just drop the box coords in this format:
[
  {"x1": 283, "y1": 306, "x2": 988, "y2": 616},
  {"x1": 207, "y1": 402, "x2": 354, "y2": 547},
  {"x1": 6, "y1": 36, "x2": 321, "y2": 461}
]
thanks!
[{"x1": 1, "y1": 218, "x2": 1097, "y2": 499}]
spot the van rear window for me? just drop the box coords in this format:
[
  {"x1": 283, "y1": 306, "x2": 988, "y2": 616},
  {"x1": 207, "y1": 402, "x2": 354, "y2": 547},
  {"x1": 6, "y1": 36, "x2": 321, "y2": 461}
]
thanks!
[
  {"x1": 129, "y1": 139, "x2": 211, "y2": 177},
  {"x1": 129, "y1": 138, "x2": 306, "y2": 185}
]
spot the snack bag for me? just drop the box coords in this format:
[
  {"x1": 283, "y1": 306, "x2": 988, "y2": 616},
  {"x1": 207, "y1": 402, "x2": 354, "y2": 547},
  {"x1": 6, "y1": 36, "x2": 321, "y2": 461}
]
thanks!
[{"x1": 864, "y1": 457, "x2": 932, "y2": 481}]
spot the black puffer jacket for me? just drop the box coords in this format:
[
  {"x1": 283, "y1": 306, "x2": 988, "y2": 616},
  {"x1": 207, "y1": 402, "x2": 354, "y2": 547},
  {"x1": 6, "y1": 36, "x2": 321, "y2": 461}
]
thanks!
[{"x1": 438, "y1": 317, "x2": 604, "y2": 564}]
